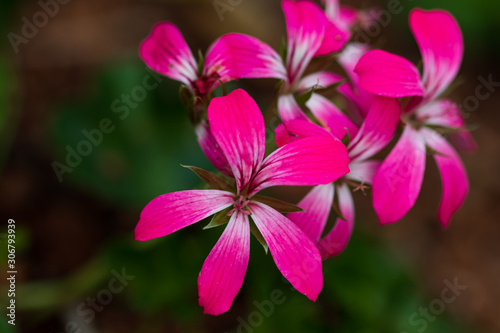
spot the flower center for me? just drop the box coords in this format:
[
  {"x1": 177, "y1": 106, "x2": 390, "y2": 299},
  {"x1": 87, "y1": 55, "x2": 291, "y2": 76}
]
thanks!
[
  {"x1": 227, "y1": 196, "x2": 251, "y2": 217},
  {"x1": 192, "y1": 71, "x2": 221, "y2": 97}
]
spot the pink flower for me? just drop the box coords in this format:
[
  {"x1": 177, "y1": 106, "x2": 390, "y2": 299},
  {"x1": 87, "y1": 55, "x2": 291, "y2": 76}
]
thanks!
[
  {"x1": 140, "y1": 22, "x2": 285, "y2": 100},
  {"x1": 354, "y1": 8, "x2": 475, "y2": 227},
  {"x1": 275, "y1": 96, "x2": 400, "y2": 258},
  {"x1": 205, "y1": 0, "x2": 348, "y2": 122},
  {"x1": 135, "y1": 89, "x2": 350, "y2": 315}
]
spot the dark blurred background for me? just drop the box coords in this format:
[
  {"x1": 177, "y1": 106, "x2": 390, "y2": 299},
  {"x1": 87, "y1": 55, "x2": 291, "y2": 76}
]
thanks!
[{"x1": 1, "y1": 0, "x2": 499, "y2": 332}]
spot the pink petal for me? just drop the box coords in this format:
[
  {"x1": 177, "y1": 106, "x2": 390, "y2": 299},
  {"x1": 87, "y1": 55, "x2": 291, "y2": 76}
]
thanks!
[
  {"x1": 372, "y1": 126, "x2": 426, "y2": 224},
  {"x1": 347, "y1": 160, "x2": 381, "y2": 184},
  {"x1": 287, "y1": 183, "x2": 335, "y2": 242},
  {"x1": 249, "y1": 136, "x2": 350, "y2": 196},
  {"x1": 135, "y1": 190, "x2": 234, "y2": 241},
  {"x1": 297, "y1": 71, "x2": 344, "y2": 92},
  {"x1": 348, "y1": 96, "x2": 400, "y2": 161},
  {"x1": 278, "y1": 94, "x2": 309, "y2": 122},
  {"x1": 315, "y1": 19, "x2": 350, "y2": 56},
  {"x1": 248, "y1": 202, "x2": 323, "y2": 301},
  {"x1": 282, "y1": 0, "x2": 330, "y2": 83},
  {"x1": 275, "y1": 120, "x2": 332, "y2": 148},
  {"x1": 322, "y1": 0, "x2": 340, "y2": 22},
  {"x1": 318, "y1": 183, "x2": 354, "y2": 258},
  {"x1": 410, "y1": 9, "x2": 463, "y2": 100},
  {"x1": 208, "y1": 89, "x2": 266, "y2": 192},
  {"x1": 306, "y1": 93, "x2": 359, "y2": 139},
  {"x1": 205, "y1": 33, "x2": 287, "y2": 82},
  {"x1": 421, "y1": 128, "x2": 469, "y2": 228},
  {"x1": 416, "y1": 99, "x2": 477, "y2": 152},
  {"x1": 195, "y1": 122, "x2": 232, "y2": 177},
  {"x1": 139, "y1": 22, "x2": 198, "y2": 86},
  {"x1": 198, "y1": 211, "x2": 250, "y2": 315},
  {"x1": 354, "y1": 50, "x2": 425, "y2": 97},
  {"x1": 337, "y1": 43, "x2": 374, "y2": 119}
]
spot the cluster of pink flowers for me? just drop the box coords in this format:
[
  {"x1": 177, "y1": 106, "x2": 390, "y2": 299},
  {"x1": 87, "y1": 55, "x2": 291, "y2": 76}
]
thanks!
[{"x1": 135, "y1": 0, "x2": 474, "y2": 315}]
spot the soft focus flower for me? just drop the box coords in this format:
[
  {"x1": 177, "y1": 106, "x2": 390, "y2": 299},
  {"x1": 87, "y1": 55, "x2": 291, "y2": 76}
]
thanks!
[
  {"x1": 135, "y1": 89, "x2": 350, "y2": 315},
  {"x1": 354, "y1": 8, "x2": 475, "y2": 227},
  {"x1": 276, "y1": 96, "x2": 399, "y2": 257}
]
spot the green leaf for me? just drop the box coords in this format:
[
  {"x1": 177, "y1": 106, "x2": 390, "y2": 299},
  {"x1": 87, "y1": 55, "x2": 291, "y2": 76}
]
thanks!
[
  {"x1": 204, "y1": 207, "x2": 232, "y2": 229},
  {"x1": 249, "y1": 218, "x2": 268, "y2": 254},
  {"x1": 197, "y1": 49, "x2": 205, "y2": 77},
  {"x1": 182, "y1": 165, "x2": 234, "y2": 191},
  {"x1": 218, "y1": 79, "x2": 227, "y2": 96},
  {"x1": 279, "y1": 37, "x2": 288, "y2": 65},
  {"x1": 341, "y1": 131, "x2": 351, "y2": 146},
  {"x1": 294, "y1": 88, "x2": 314, "y2": 106},
  {"x1": 252, "y1": 195, "x2": 304, "y2": 213},
  {"x1": 331, "y1": 191, "x2": 348, "y2": 222}
]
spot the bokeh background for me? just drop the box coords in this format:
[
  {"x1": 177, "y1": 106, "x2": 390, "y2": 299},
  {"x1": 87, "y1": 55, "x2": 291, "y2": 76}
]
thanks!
[{"x1": 1, "y1": 0, "x2": 500, "y2": 332}]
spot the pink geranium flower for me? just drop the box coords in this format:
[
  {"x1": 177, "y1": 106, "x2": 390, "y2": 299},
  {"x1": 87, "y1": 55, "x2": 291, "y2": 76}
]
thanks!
[
  {"x1": 354, "y1": 8, "x2": 475, "y2": 227},
  {"x1": 135, "y1": 89, "x2": 350, "y2": 315},
  {"x1": 275, "y1": 96, "x2": 399, "y2": 258},
  {"x1": 206, "y1": 0, "x2": 349, "y2": 122}
]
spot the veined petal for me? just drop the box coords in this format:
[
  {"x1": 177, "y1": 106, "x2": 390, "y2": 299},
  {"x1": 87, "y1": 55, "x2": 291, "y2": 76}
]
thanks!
[
  {"x1": 416, "y1": 99, "x2": 477, "y2": 152},
  {"x1": 337, "y1": 43, "x2": 374, "y2": 118},
  {"x1": 348, "y1": 96, "x2": 400, "y2": 161},
  {"x1": 283, "y1": 0, "x2": 329, "y2": 83},
  {"x1": 205, "y1": 33, "x2": 287, "y2": 81},
  {"x1": 347, "y1": 160, "x2": 381, "y2": 184},
  {"x1": 278, "y1": 94, "x2": 309, "y2": 122},
  {"x1": 275, "y1": 120, "x2": 332, "y2": 148},
  {"x1": 195, "y1": 122, "x2": 232, "y2": 177},
  {"x1": 372, "y1": 126, "x2": 426, "y2": 224},
  {"x1": 208, "y1": 89, "x2": 266, "y2": 192},
  {"x1": 355, "y1": 50, "x2": 425, "y2": 97},
  {"x1": 198, "y1": 211, "x2": 250, "y2": 315},
  {"x1": 287, "y1": 183, "x2": 335, "y2": 242},
  {"x1": 139, "y1": 22, "x2": 198, "y2": 86},
  {"x1": 306, "y1": 93, "x2": 359, "y2": 139},
  {"x1": 297, "y1": 71, "x2": 344, "y2": 92},
  {"x1": 135, "y1": 190, "x2": 234, "y2": 241},
  {"x1": 410, "y1": 9, "x2": 463, "y2": 100},
  {"x1": 249, "y1": 136, "x2": 350, "y2": 196},
  {"x1": 323, "y1": 0, "x2": 340, "y2": 22},
  {"x1": 421, "y1": 128, "x2": 469, "y2": 228},
  {"x1": 318, "y1": 183, "x2": 354, "y2": 258},
  {"x1": 249, "y1": 202, "x2": 323, "y2": 301}
]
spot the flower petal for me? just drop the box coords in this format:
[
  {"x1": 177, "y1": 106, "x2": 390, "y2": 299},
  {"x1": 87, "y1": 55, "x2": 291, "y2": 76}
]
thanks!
[
  {"x1": 372, "y1": 126, "x2": 426, "y2": 224},
  {"x1": 347, "y1": 160, "x2": 381, "y2": 184},
  {"x1": 416, "y1": 99, "x2": 477, "y2": 152},
  {"x1": 135, "y1": 190, "x2": 234, "y2": 241},
  {"x1": 297, "y1": 71, "x2": 344, "y2": 92},
  {"x1": 283, "y1": 0, "x2": 329, "y2": 83},
  {"x1": 249, "y1": 136, "x2": 350, "y2": 196},
  {"x1": 337, "y1": 43, "x2": 374, "y2": 119},
  {"x1": 198, "y1": 211, "x2": 250, "y2": 315},
  {"x1": 278, "y1": 94, "x2": 309, "y2": 122},
  {"x1": 205, "y1": 33, "x2": 287, "y2": 81},
  {"x1": 139, "y1": 22, "x2": 198, "y2": 86},
  {"x1": 348, "y1": 96, "x2": 400, "y2": 161},
  {"x1": 410, "y1": 9, "x2": 463, "y2": 100},
  {"x1": 249, "y1": 202, "x2": 323, "y2": 301},
  {"x1": 195, "y1": 121, "x2": 232, "y2": 177},
  {"x1": 421, "y1": 128, "x2": 469, "y2": 228},
  {"x1": 318, "y1": 183, "x2": 354, "y2": 258},
  {"x1": 306, "y1": 93, "x2": 359, "y2": 139},
  {"x1": 208, "y1": 89, "x2": 266, "y2": 192},
  {"x1": 315, "y1": 19, "x2": 350, "y2": 56},
  {"x1": 275, "y1": 120, "x2": 332, "y2": 148},
  {"x1": 287, "y1": 183, "x2": 335, "y2": 242},
  {"x1": 354, "y1": 50, "x2": 425, "y2": 97}
]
